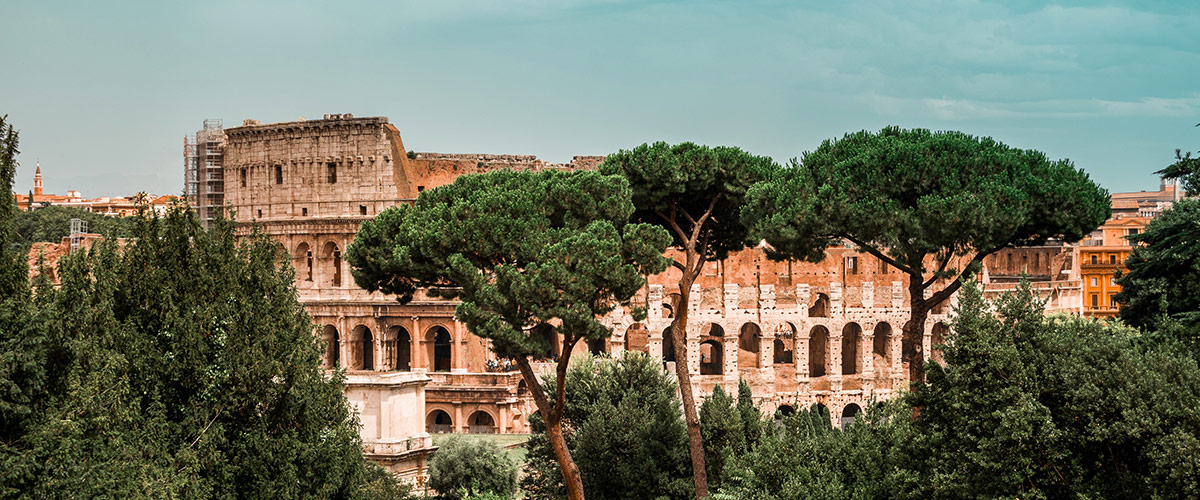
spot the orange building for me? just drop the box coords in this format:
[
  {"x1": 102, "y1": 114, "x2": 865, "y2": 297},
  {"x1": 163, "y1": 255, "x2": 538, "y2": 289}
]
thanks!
[{"x1": 1078, "y1": 215, "x2": 1148, "y2": 318}]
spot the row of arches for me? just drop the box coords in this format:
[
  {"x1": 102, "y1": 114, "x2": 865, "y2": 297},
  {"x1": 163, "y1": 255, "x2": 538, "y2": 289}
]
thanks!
[
  {"x1": 320, "y1": 324, "x2": 453, "y2": 372},
  {"x1": 626, "y1": 319, "x2": 948, "y2": 378},
  {"x1": 293, "y1": 241, "x2": 343, "y2": 288},
  {"x1": 426, "y1": 409, "x2": 497, "y2": 434},
  {"x1": 775, "y1": 402, "x2": 863, "y2": 428}
]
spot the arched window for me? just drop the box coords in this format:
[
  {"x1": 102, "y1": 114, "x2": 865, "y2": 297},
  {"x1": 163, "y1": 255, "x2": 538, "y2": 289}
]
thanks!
[
  {"x1": 739, "y1": 322, "x2": 762, "y2": 368},
  {"x1": 699, "y1": 339, "x2": 723, "y2": 375},
  {"x1": 809, "y1": 326, "x2": 829, "y2": 377},
  {"x1": 661, "y1": 327, "x2": 676, "y2": 362},
  {"x1": 429, "y1": 326, "x2": 452, "y2": 372},
  {"x1": 427, "y1": 410, "x2": 453, "y2": 434},
  {"x1": 322, "y1": 325, "x2": 340, "y2": 369},
  {"x1": 293, "y1": 242, "x2": 312, "y2": 283},
  {"x1": 352, "y1": 325, "x2": 373, "y2": 371},
  {"x1": 931, "y1": 322, "x2": 949, "y2": 365},
  {"x1": 322, "y1": 241, "x2": 341, "y2": 287},
  {"x1": 809, "y1": 293, "x2": 830, "y2": 318},
  {"x1": 842, "y1": 322, "x2": 861, "y2": 375},
  {"x1": 840, "y1": 403, "x2": 862, "y2": 428},
  {"x1": 391, "y1": 326, "x2": 411, "y2": 371},
  {"x1": 469, "y1": 411, "x2": 497, "y2": 434}
]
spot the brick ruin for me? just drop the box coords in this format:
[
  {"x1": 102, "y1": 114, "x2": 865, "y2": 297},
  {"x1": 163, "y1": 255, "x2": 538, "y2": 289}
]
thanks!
[{"x1": 217, "y1": 114, "x2": 1084, "y2": 474}]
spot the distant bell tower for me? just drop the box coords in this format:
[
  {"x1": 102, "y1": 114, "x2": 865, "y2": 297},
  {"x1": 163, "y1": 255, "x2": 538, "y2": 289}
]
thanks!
[{"x1": 34, "y1": 162, "x2": 43, "y2": 196}]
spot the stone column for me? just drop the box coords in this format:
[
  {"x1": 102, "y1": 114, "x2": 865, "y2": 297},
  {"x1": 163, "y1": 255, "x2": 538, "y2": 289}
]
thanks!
[
  {"x1": 455, "y1": 405, "x2": 464, "y2": 433},
  {"x1": 411, "y1": 316, "x2": 423, "y2": 370},
  {"x1": 829, "y1": 328, "x2": 843, "y2": 392},
  {"x1": 453, "y1": 320, "x2": 466, "y2": 373},
  {"x1": 499, "y1": 405, "x2": 509, "y2": 434},
  {"x1": 796, "y1": 328, "x2": 810, "y2": 393},
  {"x1": 862, "y1": 328, "x2": 875, "y2": 393}
]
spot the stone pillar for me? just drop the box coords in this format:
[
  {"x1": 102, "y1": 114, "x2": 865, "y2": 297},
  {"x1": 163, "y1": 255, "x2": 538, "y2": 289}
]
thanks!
[
  {"x1": 724, "y1": 327, "x2": 738, "y2": 385},
  {"x1": 648, "y1": 285, "x2": 663, "y2": 322},
  {"x1": 499, "y1": 405, "x2": 509, "y2": 434},
  {"x1": 338, "y1": 315, "x2": 348, "y2": 368},
  {"x1": 455, "y1": 405, "x2": 464, "y2": 433},
  {"x1": 411, "y1": 316, "x2": 423, "y2": 370},
  {"x1": 796, "y1": 328, "x2": 810, "y2": 393},
  {"x1": 453, "y1": 320, "x2": 466, "y2": 373},
  {"x1": 862, "y1": 329, "x2": 875, "y2": 393},
  {"x1": 724, "y1": 284, "x2": 739, "y2": 313},
  {"x1": 862, "y1": 282, "x2": 875, "y2": 308},
  {"x1": 689, "y1": 283, "x2": 702, "y2": 313},
  {"x1": 759, "y1": 285, "x2": 775, "y2": 310},
  {"x1": 797, "y1": 284, "x2": 811, "y2": 317},
  {"x1": 891, "y1": 281, "x2": 904, "y2": 309},
  {"x1": 830, "y1": 282, "x2": 843, "y2": 315},
  {"x1": 890, "y1": 326, "x2": 904, "y2": 390},
  {"x1": 829, "y1": 328, "x2": 842, "y2": 392}
]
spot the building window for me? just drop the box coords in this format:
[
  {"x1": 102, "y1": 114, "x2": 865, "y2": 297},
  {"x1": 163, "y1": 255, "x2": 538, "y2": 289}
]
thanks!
[
  {"x1": 878, "y1": 258, "x2": 887, "y2": 274},
  {"x1": 1110, "y1": 277, "x2": 1117, "y2": 286},
  {"x1": 240, "y1": 168, "x2": 247, "y2": 187},
  {"x1": 275, "y1": 165, "x2": 283, "y2": 185},
  {"x1": 301, "y1": 207, "x2": 308, "y2": 216},
  {"x1": 1091, "y1": 294, "x2": 1098, "y2": 308},
  {"x1": 359, "y1": 205, "x2": 367, "y2": 216},
  {"x1": 1128, "y1": 228, "x2": 1139, "y2": 236},
  {"x1": 1109, "y1": 255, "x2": 1117, "y2": 265},
  {"x1": 1091, "y1": 255, "x2": 1098, "y2": 264},
  {"x1": 846, "y1": 256, "x2": 858, "y2": 275},
  {"x1": 417, "y1": 185, "x2": 426, "y2": 192},
  {"x1": 256, "y1": 209, "x2": 262, "y2": 218},
  {"x1": 1091, "y1": 277, "x2": 1098, "y2": 286},
  {"x1": 327, "y1": 163, "x2": 337, "y2": 183}
]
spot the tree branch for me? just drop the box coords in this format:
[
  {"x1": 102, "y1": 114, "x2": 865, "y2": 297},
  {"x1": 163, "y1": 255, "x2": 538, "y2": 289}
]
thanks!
[
  {"x1": 922, "y1": 250, "x2": 955, "y2": 289},
  {"x1": 840, "y1": 233, "x2": 917, "y2": 276},
  {"x1": 691, "y1": 195, "x2": 721, "y2": 244},
  {"x1": 653, "y1": 205, "x2": 690, "y2": 245},
  {"x1": 924, "y1": 249, "x2": 993, "y2": 313}
]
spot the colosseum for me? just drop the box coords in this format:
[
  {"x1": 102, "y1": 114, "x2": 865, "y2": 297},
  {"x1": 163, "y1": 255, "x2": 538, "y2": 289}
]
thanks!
[{"x1": 217, "y1": 113, "x2": 1082, "y2": 477}]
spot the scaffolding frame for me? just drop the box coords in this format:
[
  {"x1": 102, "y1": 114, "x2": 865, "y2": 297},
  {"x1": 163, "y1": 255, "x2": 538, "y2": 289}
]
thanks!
[{"x1": 69, "y1": 218, "x2": 87, "y2": 254}]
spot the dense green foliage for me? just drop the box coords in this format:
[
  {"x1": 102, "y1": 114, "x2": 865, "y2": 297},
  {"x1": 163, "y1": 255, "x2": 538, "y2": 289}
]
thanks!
[
  {"x1": 346, "y1": 169, "x2": 670, "y2": 359},
  {"x1": 598, "y1": 142, "x2": 778, "y2": 260},
  {"x1": 716, "y1": 282, "x2": 1200, "y2": 499},
  {"x1": 1117, "y1": 147, "x2": 1200, "y2": 353},
  {"x1": 428, "y1": 436, "x2": 518, "y2": 500},
  {"x1": 698, "y1": 386, "x2": 744, "y2": 490},
  {"x1": 0, "y1": 117, "x2": 404, "y2": 498},
  {"x1": 522, "y1": 353, "x2": 693, "y2": 500},
  {"x1": 8, "y1": 205, "x2": 136, "y2": 252}
]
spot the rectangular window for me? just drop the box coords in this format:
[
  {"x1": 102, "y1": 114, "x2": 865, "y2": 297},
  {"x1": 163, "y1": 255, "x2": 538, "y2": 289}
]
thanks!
[
  {"x1": 240, "y1": 168, "x2": 247, "y2": 187},
  {"x1": 1091, "y1": 255, "x2": 1098, "y2": 264},
  {"x1": 359, "y1": 205, "x2": 367, "y2": 216},
  {"x1": 846, "y1": 256, "x2": 858, "y2": 275},
  {"x1": 274, "y1": 165, "x2": 283, "y2": 185},
  {"x1": 1091, "y1": 277, "x2": 1098, "y2": 286},
  {"x1": 1091, "y1": 294, "x2": 1098, "y2": 307},
  {"x1": 1128, "y1": 228, "x2": 1139, "y2": 236},
  {"x1": 1110, "y1": 277, "x2": 1117, "y2": 286},
  {"x1": 301, "y1": 207, "x2": 308, "y2": 216},
  {"x1": 417, "y1": 186, "x2": 426, "y2": 192},
  {"x1": 327, "y1": 163, "x2": 337, "y2": 183},
  {"x1": 1110, "y1": 296, "x2": 1118, "y2": 308},
  {"x1": 256, "y1": 209, "x2": 262, "y2": 219},
  {"x1": 878, "y1": 258, "x2": 887, "y2": 274},
  {"x1": 1109, "y1": 255, "x2": 1117, "y2": 265}
]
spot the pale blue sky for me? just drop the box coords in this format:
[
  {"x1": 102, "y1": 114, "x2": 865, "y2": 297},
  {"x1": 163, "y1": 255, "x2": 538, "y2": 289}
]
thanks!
[{"x1": 2, "y1": 0, "x2": 1198, "y2": 196}]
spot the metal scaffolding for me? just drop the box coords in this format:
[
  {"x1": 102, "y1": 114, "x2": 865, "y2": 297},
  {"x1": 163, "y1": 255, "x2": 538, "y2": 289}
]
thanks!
[
  {"x1": 184, "y1": 120, "x2": 225, "y2": 228},
  {"x1": 69, "y1": 218, "x2": 87, "y2": 254}
]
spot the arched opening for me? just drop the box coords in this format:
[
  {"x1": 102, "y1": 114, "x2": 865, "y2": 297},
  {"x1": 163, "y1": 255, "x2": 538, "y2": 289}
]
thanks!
[
  {"x1": 532, "y1": 324, "x2": 560, "y2": 361},
  {"x1": 840, "y1": 403, "x2": 862, "y2": 428},
  {"x1": 321, "y1": 325, "x2": 339, "y2": 369},
  {"x1": 699, "y1": 339, "x2": 723, "y2": 375},
  {"x1": 427, "y1": 410, "x2": 453, "y2": 434},
  {"x1": 873, "y1": 322, "x2": 892, "y2": 368},
  {"x1": 812, "y1": 403, "x2": 830, "y2": 422},
  {"x1": 625, "y1": 323, "x2": 649, "y2": 354},
  {"x1": 931, "y1": 322, "x2": 949, "y2": 365},
  {"x1": 809, "y1": 293, "x2": 830, "y2": 318},
  {"x1": 774, "y1": 339, "x2": 793, "y2": 364},
  {"x1": 469, "y1": 411, "x2": 497, "y2": 434},
  {"x1": 842, "y1": 322, "x2": 861, "y2": 375},
  {"x1": 809, "y1": 326, "x2": 829, "y2": 377},
  {"x1": 663, "y1": 293, "x2": 681, "y2": 319},
  {"x1": 777, "y1": 404, "x2": 796, "y2": 418},
  {"x1": 321, "y1": 241, "x2": 341, "y2": 287},
  {"x1": 293, "y1": 242, "x2": 313, "y2": 283},
  {"x1": 390, "y1": 326, "x2": 411, "y2": 371},
  {"x1": 517, "y1": 379, "x2": 528, "y2": 395},
  {"x1": 428, "y1": 326, "x2": 452, "y2": 372},
  {"x1": 588, "y1": 338, "x2": 606, "y2": 355},
  {"x1": 661, "y1": 327, "x2": 676, "y2": 362},
  {"x1": 739, "y1": 322, "x2": 762, "y2": 368},
  {"x1": 352, "y1": 325, "x2": 374, "y2": 371}
]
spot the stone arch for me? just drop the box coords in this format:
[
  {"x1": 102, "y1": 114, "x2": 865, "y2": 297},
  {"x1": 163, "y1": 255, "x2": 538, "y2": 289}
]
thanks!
[
  {"x1": 809, "y1": 325, "x2": 829, "y2": 377},
  {"x1": 840, "y1": 403, "x2": 862, "y2": 428},
  {"x1": 293, "y1": 241, "x2": 313, "y2": 283},
  {"x1": 468, "y1": 410, "x2": 497, "y2": 434},
  {"x1": 777, "y1": 404, "x2": 796, "y2": 418},
  {"x1": 931, "y1": 322, "x2": 949, "y2": 365},
  {"x1": 532, "y1": 324, "x2": 560, "y2": 360},
  {"x1": 321, "y1": 241, "x2": 342, "y2": 287},
  {"x1": 390, "y1": 325, "x2": 411, "y2": 371},
  {"x1": 699, "y1": 339, "x2": 723, "y2": 375},
  {"x1": 661, "y1": 326, "x2": 676, "y2": 362},
  {"x1": 841, "y1": 322, "x2": 862, "y2": 375},
  {"x1": 774, "y1": 322, "x2": 796, "y2": 365},
  {"x1": 426, "y1": 409, "x2": 453, "y2": 434},
  {"x1": 625, "y1": 323, "x2": 649, "y2": 354},
  {"x1": 873, "y1": 322, "x2": 893, "y2": 372},
  {"x1": 321, "y1": 324, "x2": 339, "y2": 369},
  {"x1": 351, "y1": 325, "x2": 374, "y2": 371},
  {"x1": 809, "y1": 293, "x2": 830, "y2": 318},
  {"x1": 663, "y1": 292, "x2": 681, "y2": 319},
  {"x1": 427, "y1": 326, "x2": 452, "y2": 372},
  {"x1": 739, "y1": 322, "x2": 762, "y2": 368}
]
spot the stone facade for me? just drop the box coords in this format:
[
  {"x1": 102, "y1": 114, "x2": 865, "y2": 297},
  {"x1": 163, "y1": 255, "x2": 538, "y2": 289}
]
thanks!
[{"x1": 219, "y1": 113, "x2": 963, "y2": 446}]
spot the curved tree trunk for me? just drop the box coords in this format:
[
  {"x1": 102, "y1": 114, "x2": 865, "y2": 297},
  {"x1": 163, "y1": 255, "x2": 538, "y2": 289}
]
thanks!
[
  {"x1": 515, "y1": 356, "x2": 586, "y2": 500},
  {"x1": 905, "y1": 278, "x2": 928, "y2": 383},
  {"x1": 672, "y1": 274, "x2": 709, "y2": 498}
]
